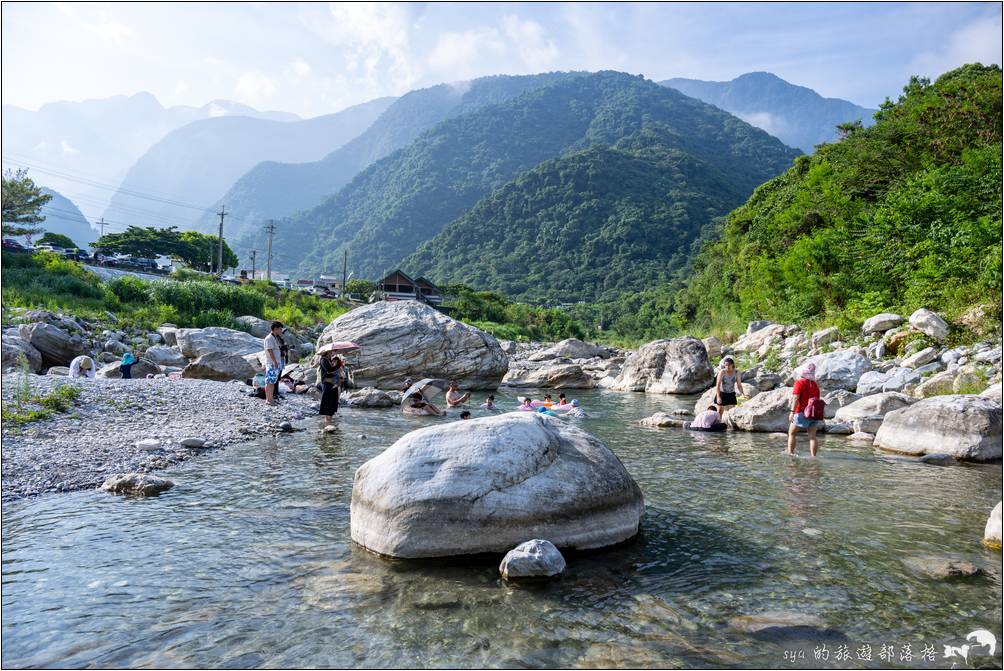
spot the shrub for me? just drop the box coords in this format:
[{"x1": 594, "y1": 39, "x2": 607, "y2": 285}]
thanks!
[{"x1": 107, "y1": 275, "x2": 150, "y2": 304}]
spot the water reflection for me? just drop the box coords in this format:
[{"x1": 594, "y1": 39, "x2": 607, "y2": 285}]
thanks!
[{"x1": 2, "y1": 387, "x2": 1001, "y2": 668}]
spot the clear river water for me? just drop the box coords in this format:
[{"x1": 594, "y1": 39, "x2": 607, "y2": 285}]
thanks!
[{"x1": 2, "y1": 388, "x2": 1001, "y2": 668}]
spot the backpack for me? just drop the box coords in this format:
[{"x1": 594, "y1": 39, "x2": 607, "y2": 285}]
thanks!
[{"x1": 804, "y1": 396, "x2": 826, "y2": 421}]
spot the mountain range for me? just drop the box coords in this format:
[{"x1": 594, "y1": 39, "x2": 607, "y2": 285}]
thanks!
[
  {"x1": 2, "y1": 92, "x2": 299, "y2": 220},
  {"x1": 103, "y1": 96, "x2": 395, "y2": 237},
  {"x1": 37, "y1": 188, "x2": 97, "y2": 248},
  {"x1": 276, "y1": 72, "x2": 798, "y2": 296},
  {"x1": 661, "y1": 72, "x2": 876, "y2": 152}
]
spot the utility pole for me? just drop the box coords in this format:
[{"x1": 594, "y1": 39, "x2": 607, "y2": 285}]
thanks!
[
  {"x1": 97, "y1": 217, "x2": 106, "y2": 238},
  {"x1": 341, "y1": 248, "x2": 347, "y2": 298},
  {"x1": 216, "y1": 205, "x2": 227, "y2": 275},
  {"x1": 264, "y1": 220, "x2": 275, "y2": 282},
  {"x1": 249, "y1": 250, "x2": 257, "y2": 279}
]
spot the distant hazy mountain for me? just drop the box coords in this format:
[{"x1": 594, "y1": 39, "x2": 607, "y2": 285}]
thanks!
[
  {"x1": 214, "y1": 73, "x2": 575, "y2": 240},
  {"x1": 104, "y1": 96, "x2": 395, "y2": 237},
  {"x1": 1, "y1": 92, "x2": 300, "y2": 220},
  {"x1": 660, "y1": 72, "x2": 875, "y2": 152},
  {"x1": 38, "y1": 188, "x2": 97, "y2": 248},
  {"x1": 283, "y1": 71, "x2": 798, "y2": 283}
]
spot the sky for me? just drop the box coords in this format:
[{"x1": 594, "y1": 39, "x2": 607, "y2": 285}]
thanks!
[{"x1": 2, "y1": 2, "x2": 1001, "y2": 117}]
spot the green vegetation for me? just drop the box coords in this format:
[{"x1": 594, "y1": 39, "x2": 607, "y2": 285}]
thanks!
[
  {"x1": 37, "y1": 232, "x2": 78, "y2": 249},
  {"x1": 2, "y1": 168, "x2": 52, "y2": 240},
  {"x1": 292, "y1": 71, "x2": 797, "y2": 280},
  {"x1": 1, "y1": 251, "x2": 349, "y2": 331},
  {"x1": 94, "y1": 226, "x2": 239, "y2": 271},
  {"x1": 404, "y1": 137, "x2": 743, "y2": 305},
  {"x1": 1, "y1": 362, "x2": 82, "y2": 427},
  {"x1": 442, "y1": 284, "x2": 584, "y2": 342}
]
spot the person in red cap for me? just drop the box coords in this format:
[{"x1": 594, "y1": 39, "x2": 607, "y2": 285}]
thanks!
[{"x1": 788, "y1": 362, "x2": 823, "y2": 456}]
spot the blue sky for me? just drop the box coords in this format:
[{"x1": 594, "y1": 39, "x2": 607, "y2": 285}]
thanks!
[{"x1": 2, "y1": 2, "x2": 1000, "y2": 117}]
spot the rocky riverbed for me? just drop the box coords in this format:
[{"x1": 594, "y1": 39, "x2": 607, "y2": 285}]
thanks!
[{"x1": 1, "y1": 375, "x2": 313, "y2": 501}]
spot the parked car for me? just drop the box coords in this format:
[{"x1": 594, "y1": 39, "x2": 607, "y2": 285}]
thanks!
[
  {"x1": 2, "y1": 238, "x2": 26, "y2": 251},
  {"x1": 36, "y1": 243, "x2": 65, "y2": 255}
]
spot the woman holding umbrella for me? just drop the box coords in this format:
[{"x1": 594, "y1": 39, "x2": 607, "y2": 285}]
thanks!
[{"x1": 316, "y1": 341, "x2": 358, "y2": 426}]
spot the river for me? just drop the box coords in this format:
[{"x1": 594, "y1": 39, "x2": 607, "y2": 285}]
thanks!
[{"x1": 2, "y1": 388, "x2": 1001, "y2": 668}]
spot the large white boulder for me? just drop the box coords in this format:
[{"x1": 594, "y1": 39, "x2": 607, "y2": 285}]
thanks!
[
  {"x1": 833, "y1": 392, "x2": 916, "y2": 434},
  {"x1": 702, "y1": 336, "x2": 723, "y2": 359},
  {"x1": 609, "y1": 337, "x2": 714, "y2": 394},
  {"x1": 1, "y1": 334, "x2": 43, "y2": 372},
  {"x1": 318, "y1": 301, "x2": 508, "y2": 389},
  {"x1": 799, "y1": 350, "x2": 872, "y2": 391},
  {"x1": 502, "y1": 364, "x2": 595, "y2": 389},
  {"x1": 732, "y1": 323, "x2": 786, "y2": 354},
  {"x1": 726, "y1": 387, "x2": 793, "y2": 432},
  {"x1": 855, "y1": 367, "x2": 921, "y2": 395},
  {"x1": 350, "y1": 413, "x2": 644, "y2": 558},
  {"x1": 143, "y1": 345, "x2": 188, "y2": 367},
  {"x1": 181, "y1": 351, "x2": 256, "y2": 381},
  {"x1": 874, "y1": 395, "x2": 1002, "y2": 461},
  {"x1": 862, "y1": 313, "x2": 904, "y2": 334},
  {"x1": 908, "y1": 308, "x2": 949, "y2": 342},
  {"x1": 528, "y1": 338, "x2": 609, "y2": 361},
  {"x1": 175, "y1": 326, "x2": 263, "y2": 359},
  {"x1": 234, "y1": 315, "x2": 272, "y2": 338},
  {"x1": 902, "y1": 346, "x2": 939, "y2": 369},
  {"x1": 499, "y1": 539, "x2": 566, "y2": 580},
  {"x1": 17, "y1": 322, "x2": 88, "y2": 368},
  {"x1": 984, "y1": 502, "x2": 1002, "y2": 549},
  {"x1": 820, "y1": 389, "x2": 861, "y2": 419}
]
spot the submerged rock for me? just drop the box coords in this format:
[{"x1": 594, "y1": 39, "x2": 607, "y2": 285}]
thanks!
[
  {"x1": 639, "y1": 412, "x2": 686, "y2": 428},
  {"x1": 317, "y1": 301, "x2": 508, "y2": 389},
  {"x1": 499, "y1": 539, "x2": 566, "y2": 580},
  {"x1": 610, "y1": 337, "x2": 714, "y2": 394},
  {"x1": 874, "y1": 395, "x2": 1002, "y2": 461},
  {"x1": 728, "y1": 611, "x2": 845, "y2": 642},
  {"x1": 101, "y1": 473, "x2": 173, "y2": 496},
  {"x1": 901, "y1": 556, "x2": 983, "y2": 579},
  {"x1": 350, "y1": 413, "x2": 644, "y2": 558}
]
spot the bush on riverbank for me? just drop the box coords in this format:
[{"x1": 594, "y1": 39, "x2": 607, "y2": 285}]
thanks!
[{"x1": 1, "y1": 251, "x2": 350, "y2": 331}]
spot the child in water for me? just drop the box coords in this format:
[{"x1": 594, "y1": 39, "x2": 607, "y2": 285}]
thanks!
[
  {"x1": 561, "y1": 399, "x2": 586, "y2": 418},
  {"x1": 481, "y1": 395, "x2": 499, "y2": 411},
  {"x1": 519, "y1": 397, "x2": 534, "y2": 411}
]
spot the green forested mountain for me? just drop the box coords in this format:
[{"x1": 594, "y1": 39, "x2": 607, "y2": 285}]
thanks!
[
  {"x1": 662, "y1": 72, "x2": 875, "y2": 153},
  {"x1": 289, "y1": 71, "x2": 799, "y2": 278},
  {"x1": 402, "y1": 133, "x2": 742, "y2": 304},
  {"x1": 220, "y1": 73, "x2": 575, "y2": 256},
  {"x1": 669, "y1": 64, "x2": 1002, "y2": 337}
]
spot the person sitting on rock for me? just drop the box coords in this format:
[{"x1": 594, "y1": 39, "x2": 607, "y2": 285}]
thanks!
[
  {"x1": 68, "y1": 355, "x2": 96, "y2": 378},
  {"x1": 403, "y1": 391, "x2": 445, "y2": 416},
  {"x1": 446, "y1": 380, "x2": 471, "y2": 407},
  {"x1": 480, "y1": 395, "x2": 499, "y2": 411}
]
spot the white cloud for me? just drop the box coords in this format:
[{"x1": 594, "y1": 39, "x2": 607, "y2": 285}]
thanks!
[
  {"x1": 293, "y1": 58, "x2": 311, "y2": 77},
  {"x1": 428, "y1": 27, "x2": 506, "y2": 78},
  {"x1": 80, "y1": 17, "x2": 132, "y2": 47},
  {"x1": 206, "y1": 102, "x2": 229, "y2": 117},
  {"x1": 910, "y1": 15, "x2": 1003, "y2": 78},
  {"x1": 60, "y1": 140, "x2": 78, "y2": 154},
  {"x1": 426, "y1": 14, "x2": 559, "y2": 81},
  {"x1": 502, "y1": 15, "x2": 559, "y2": 69},
  {"x1": 233, "y1": 71, "x2": 276, "y2": 106}
]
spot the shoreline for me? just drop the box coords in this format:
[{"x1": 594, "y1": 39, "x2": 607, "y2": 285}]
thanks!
[{"x1": 1, "y1": 375, "x2": 315, "y2": 502}]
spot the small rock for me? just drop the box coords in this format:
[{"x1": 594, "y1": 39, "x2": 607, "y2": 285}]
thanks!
[
  {"x1": 101, "y1": 473, "x2": 173, "y2": 496},
  {"x1": 279, "y1": 421, "x2": 293, "y2": 432},
  {"x1": 908, "y1": 308, "x2": 949, "y2": 342},
  {"x1": 847, "y1": 432, "x2": 875, "y2": 443},
  {"x1": 323, "y1": 424, "x2": 338, "y2": 433},
  {"x1": 984, "y1": 502, "x2": 1002, "y2": 549},
  {"x1": 499, "y1": 539, "x2": 566, "y2": 580},
  {"x1": 901, "y1": 555, "x2": 983, "y2": 579},
  {"x1": 179, "y1": 437, "x2": 206, "y2": 448},
  {"x1": 639, "y1": 412, "x2": 686, "y2": 428},
  {"x1": 358, "y1": 434, "x2": 367, "y2": 440},
  {"x1": 135, "y1": 438, "x2": 161, "y2": 452}
]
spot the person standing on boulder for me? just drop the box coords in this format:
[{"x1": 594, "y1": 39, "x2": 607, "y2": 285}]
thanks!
[
  {"x1": 788, "y1": 362, "x2": 823, "y2": 457},
  {"x1": 715, "y1": 356, "x2": 746, "y2": 416},
  {"x1": 263, "y1": 321, "x2": 285, "y2": 406}
]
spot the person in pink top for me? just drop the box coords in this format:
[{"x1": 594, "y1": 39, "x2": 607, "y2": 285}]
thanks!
[
  {"x1": 691, "y1": 405, "x2": 722, "y2": 430},
  {"x1": 788, "y1": 362, "x2": 823, "y2": 456}
]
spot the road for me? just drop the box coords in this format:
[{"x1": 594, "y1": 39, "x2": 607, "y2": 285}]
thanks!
[{"x1": 86, "y1": 265, "x2": 166, "y2": 283}]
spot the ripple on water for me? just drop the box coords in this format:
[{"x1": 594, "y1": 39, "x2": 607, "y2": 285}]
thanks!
[{"x1": 2, "y1": 387, "x2": 1001, "y2": 668}]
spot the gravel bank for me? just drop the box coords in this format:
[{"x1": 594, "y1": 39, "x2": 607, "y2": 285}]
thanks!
[{"x1": 1, "y1": 374, "x2": 315, "y2": 501}]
